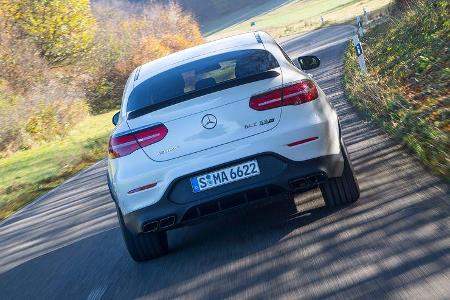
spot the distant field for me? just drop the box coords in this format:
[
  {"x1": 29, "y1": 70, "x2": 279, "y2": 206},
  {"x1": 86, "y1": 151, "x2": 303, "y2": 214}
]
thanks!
[
  {"x1": 200, "y1": 0, "x2": 293, "y2": 35},
  {"x1": 207, "y1": 0, "x2": 392, "y2": 39},
  {"x1": 0, "y1": 111, "x2": 114, "y2": 220}
]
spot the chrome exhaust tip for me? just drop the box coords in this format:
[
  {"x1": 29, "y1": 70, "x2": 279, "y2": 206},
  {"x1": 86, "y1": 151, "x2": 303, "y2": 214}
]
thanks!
[
  {"x1": 159, "y1": 216, "x2": 176, "y2": 229},
  {"x1": 142, "y1": 220, "x2": 159, "y2": 233}
]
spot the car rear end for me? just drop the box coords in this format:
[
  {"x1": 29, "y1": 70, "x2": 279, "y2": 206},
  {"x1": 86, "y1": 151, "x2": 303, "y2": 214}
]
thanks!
[{"x1": 108, "y1": 32, "x2": 344, "y2": 243}]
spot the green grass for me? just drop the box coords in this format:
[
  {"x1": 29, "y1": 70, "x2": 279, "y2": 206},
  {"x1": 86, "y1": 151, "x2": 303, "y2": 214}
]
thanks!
[
  {"x1": 208, "y1": 0, "x2": 392, "y2": 39},
  {"x1": 343, "y1": 0, "x2": 449, "y2": 180},
  {"x1": 0, "y1": 111, "x2": 115, "y2": 220}
]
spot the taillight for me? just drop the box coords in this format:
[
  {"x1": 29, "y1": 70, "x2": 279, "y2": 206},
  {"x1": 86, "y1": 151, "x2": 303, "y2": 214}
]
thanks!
[
  {"x1": 108, "y1": 124, "x2": 168, "y2": 158},
  {"x1": 108, "y1": 132, "x2": 140, "y2": 159},
  {"x1": 249, "y1": 80, "x2": 318, "y2": 111}
]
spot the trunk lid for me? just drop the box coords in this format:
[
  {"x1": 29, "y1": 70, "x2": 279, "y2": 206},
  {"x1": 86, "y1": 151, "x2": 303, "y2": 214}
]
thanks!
[{"x1": 126, "y1": 74, "x2": 282, "y2": 161}]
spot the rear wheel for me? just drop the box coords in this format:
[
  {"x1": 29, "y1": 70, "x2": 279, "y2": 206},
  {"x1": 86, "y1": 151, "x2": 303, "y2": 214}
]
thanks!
[
  {"x1": 320, "y1": 142, "x2": 360, "y2": 208},
  {"x1": 116, "y1": 205, "x2": 168, "y2": 262}
]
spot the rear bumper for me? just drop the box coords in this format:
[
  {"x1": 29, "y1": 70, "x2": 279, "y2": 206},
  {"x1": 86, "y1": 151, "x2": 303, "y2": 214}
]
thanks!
[{"x1": 110, "y1": 152, "x2": 343, "y2": 234}]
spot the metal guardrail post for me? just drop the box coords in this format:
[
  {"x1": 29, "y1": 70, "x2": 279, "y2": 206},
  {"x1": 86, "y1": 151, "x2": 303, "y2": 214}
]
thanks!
[{"x1": 357, "y1": 16, "x2": 364, "y2": 37}]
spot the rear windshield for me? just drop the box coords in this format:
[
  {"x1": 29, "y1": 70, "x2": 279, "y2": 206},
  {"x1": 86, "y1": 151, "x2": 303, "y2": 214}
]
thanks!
[{"x1": 126, "y1": 49, "x2": 279, "y2": 116}]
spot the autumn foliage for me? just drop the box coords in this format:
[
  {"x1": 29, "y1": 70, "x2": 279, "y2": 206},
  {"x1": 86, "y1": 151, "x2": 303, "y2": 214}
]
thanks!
[
  {"x1": 86, "y1": 1, "x2": 203, "y2": 113},
  {"x1": 0, "y1": 0, "x2": 203, "y2": 154}
]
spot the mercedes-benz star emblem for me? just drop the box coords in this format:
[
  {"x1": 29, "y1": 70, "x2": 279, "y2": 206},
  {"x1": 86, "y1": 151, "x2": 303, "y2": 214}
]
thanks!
[{"x1": 201, "y1": 114, "x2": 217, "y2": 129}]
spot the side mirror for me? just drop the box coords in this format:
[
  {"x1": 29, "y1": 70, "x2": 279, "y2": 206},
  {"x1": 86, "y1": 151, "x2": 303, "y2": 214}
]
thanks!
[
  {"x1": 112, "y1": 111, "x2": 120, "y2": 126},
  {"x1": 297, "y1": 55, "x2": 320, "y2": 70}
]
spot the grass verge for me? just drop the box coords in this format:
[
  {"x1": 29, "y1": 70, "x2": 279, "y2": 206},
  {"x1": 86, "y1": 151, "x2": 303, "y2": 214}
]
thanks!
[
  {"x1": 0, "y1": 111, "x2": 115, "y2": 220},
  {"x1": 208, "y1": 0, "x2": 392, "y2": 39},
  {"x1": 343, "y1": 0, "x2": 449, "y2": 181}
]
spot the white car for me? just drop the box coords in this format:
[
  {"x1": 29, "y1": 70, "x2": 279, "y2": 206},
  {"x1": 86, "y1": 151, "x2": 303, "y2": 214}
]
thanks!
[{"x1": 107, "y1": 31, "x2": 359, "y2": 261}]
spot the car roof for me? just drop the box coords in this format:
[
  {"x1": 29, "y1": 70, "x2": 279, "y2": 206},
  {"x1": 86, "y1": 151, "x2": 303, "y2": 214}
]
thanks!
[{"x1": 134, "y1": 31, "x2": 270, "y2": 86}]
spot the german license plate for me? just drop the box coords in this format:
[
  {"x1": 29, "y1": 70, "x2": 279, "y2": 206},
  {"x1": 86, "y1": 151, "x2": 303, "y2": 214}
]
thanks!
[{"x1": 190, "y1": 160, "x2": 260, "y2": 193}]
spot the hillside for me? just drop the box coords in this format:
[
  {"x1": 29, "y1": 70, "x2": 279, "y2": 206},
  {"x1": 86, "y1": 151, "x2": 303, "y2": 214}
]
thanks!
[
  {"x1": 130, "y1": 1, "x2": 392, "y2": 37},
  {"x1": 138, "y1": 0, "x2": 292, "y2": 35}
]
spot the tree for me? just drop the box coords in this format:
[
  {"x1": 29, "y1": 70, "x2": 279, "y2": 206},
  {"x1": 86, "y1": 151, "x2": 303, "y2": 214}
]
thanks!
[{"x1": 0, "y1": 0, "x2": 96, "y2": 65}]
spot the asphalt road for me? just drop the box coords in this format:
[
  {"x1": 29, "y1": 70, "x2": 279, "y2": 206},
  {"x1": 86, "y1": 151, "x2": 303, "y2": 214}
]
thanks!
[{"x1": 1, "y1": 25, "x2": 449, "y2": 299}]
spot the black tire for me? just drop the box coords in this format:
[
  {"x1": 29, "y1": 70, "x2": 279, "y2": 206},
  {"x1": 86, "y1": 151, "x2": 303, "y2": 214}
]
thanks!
[
  {"x1": 320, "y1": 142, "x2": 360, "y2": 208},
  {"x1": 116, "y1": 205, "x2": 168, "y2": 262}
]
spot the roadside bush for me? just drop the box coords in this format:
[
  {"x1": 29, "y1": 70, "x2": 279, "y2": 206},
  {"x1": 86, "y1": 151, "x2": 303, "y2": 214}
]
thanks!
[
  {"x1": 24, "y1": 99, "x2": 89, "y2": 143},
  {"x1": 0, "y1": 85, "x2": 23, "y2": 154},
  {"x1": 390, "y1": 0, "x2": 418, "y2": 14},
  {"x1": 0, "y1": 77, "x2": 89, "y2": 153}
]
